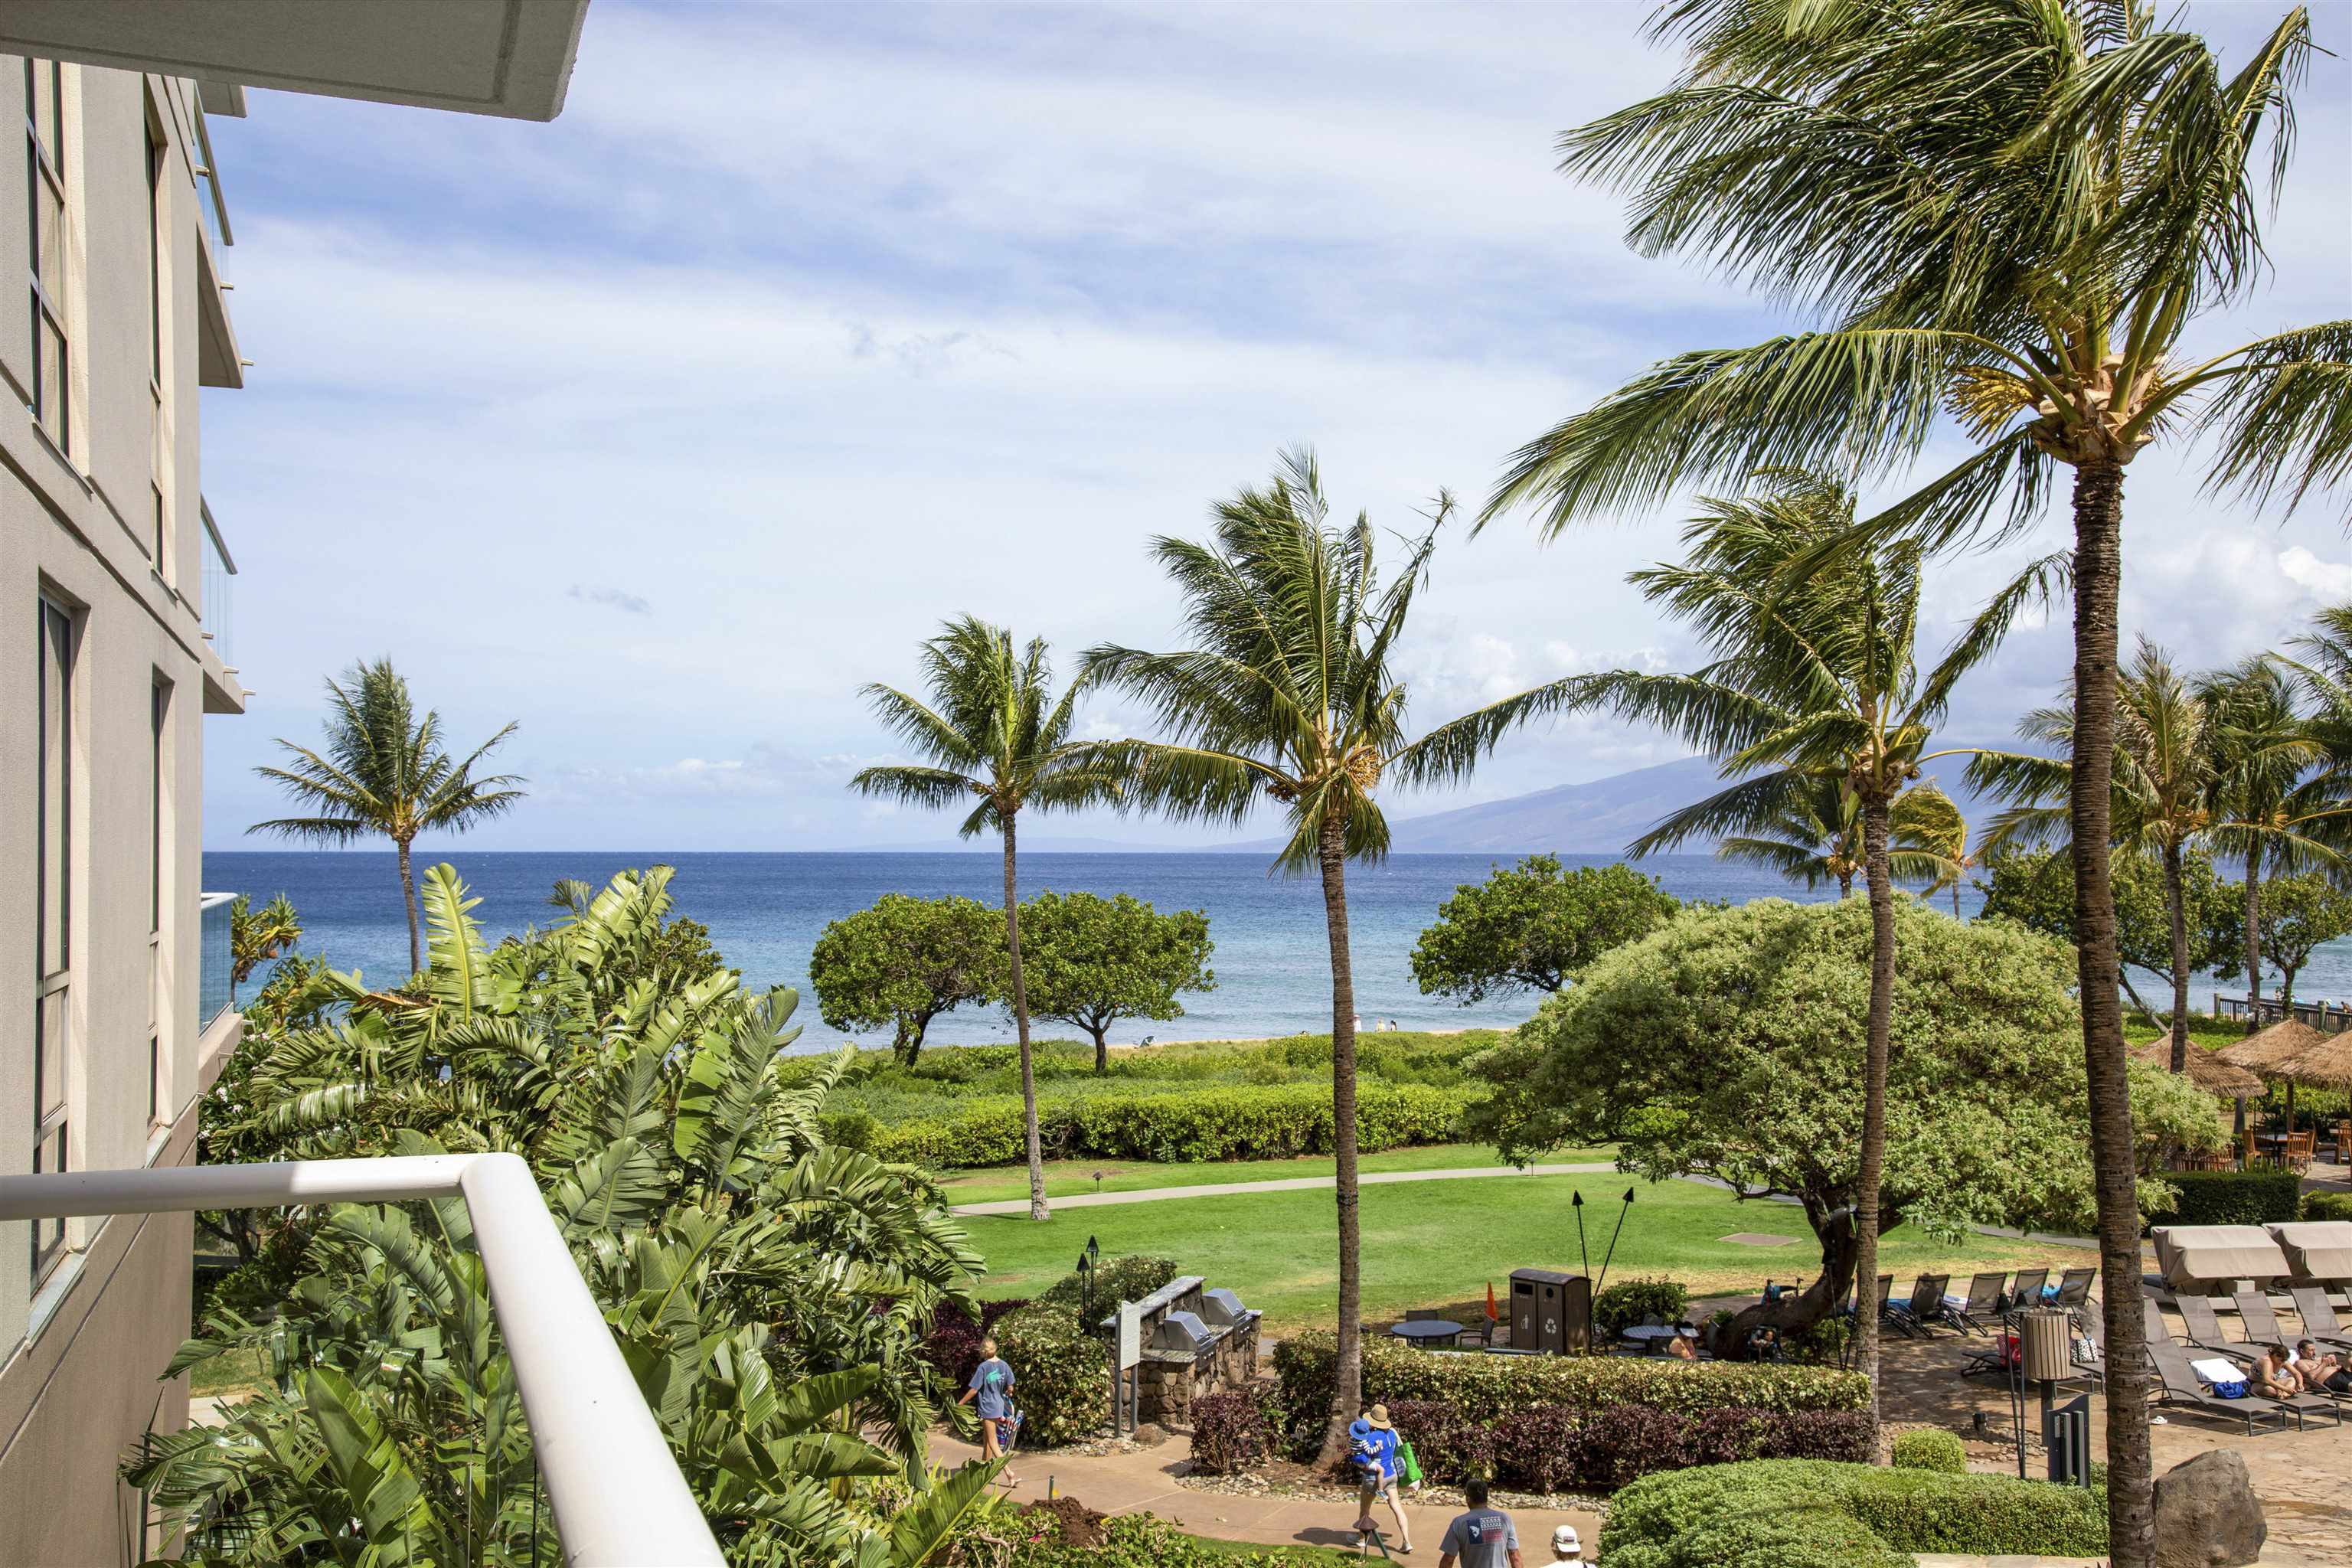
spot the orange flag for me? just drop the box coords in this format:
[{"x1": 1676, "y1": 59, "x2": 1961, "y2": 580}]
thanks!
[{"x1": 1485, "y1": 1282, "x2": 1499, "y2": 1321}]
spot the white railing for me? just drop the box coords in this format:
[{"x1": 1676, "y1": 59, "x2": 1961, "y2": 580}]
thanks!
[{"x1": 0, "y1": 1154, "x2": 724, "y2": 1568}]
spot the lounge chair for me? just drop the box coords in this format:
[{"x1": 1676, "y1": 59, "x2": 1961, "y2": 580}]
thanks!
[
  {"x1": 2001, "y1": 1267, "x2": 2049, "y2": 1313},
  {"x1": 2143, "y1": 1296, "x2": 2174, "y2": 1347},
  {"x1": 2234, "y1": 1289, "x2": 2294, "y2": 1351},
  {"x1": 1858, "y1": 1272, "x2": 1900, "y2": 1335},
  {"x1": 1945, "y1": 1272, "x2": 2007, "y2": 1336},
  {"x1": 2288, "y1": 1286, "x2": 2352, "y2": 1356},
  {"x1": 2174, "y1": 1293, "x2": 2262, "y2": 1364},
  {"x1": 2053, "y1": 1266, "x2": 2097, "y2": 1308},
  {"x1": 2145, "y1": 1341, "x2": 2293, "y2": 1436},
  {"x1": 1888, "y1": 1272, "x2": 1950, "y2": 1338}
]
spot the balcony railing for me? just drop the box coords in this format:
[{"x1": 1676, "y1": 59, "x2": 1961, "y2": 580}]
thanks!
[
  {"x1": 198, "y1": 892, "x2": 234, "y2": 1030},
  {"x1": 0, "y1": 1155, "x2": 724, "y2": 1567},
  {"x1": 200, "y1": 499, "x2": 235, "y2": 668}
]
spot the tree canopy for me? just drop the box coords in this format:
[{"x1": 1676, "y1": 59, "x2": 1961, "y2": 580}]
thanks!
[
  {"x1": 1469, "y1": 897, "x2": 2215, "y2": 1345},
  {"x1": 2214, "y1": 871, "x2": 2352, "y2": 1011},
  {"x1": 1016, "y1": 890, "x2": 1214, "y2": 1070},
  {"x1": 1410, "y1": 856, "x2": 1681, "y2": 1004},
  {"x1": 808, "y1": 893, "x2": 1006, "y2": 1064},
  {"x1": 1975, "y1": 846, "x2": 2236, "y2": 1018}
]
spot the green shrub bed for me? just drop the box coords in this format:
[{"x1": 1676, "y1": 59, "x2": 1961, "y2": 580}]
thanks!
[
  {"x1": 1890, "y1": 1428, "x2": 1966, "y2": 1473},
  {"x1": 994, "y1": 1302, "x2": 1107, "y2": 1449},
  {"x1": 2304, "y1": 1190, "x2": 2352, "y2": 1222},
  {"x1": 1598, "y1": 1459, "x2": 2109, "y2": 1566},
  {"x1": 2145, "y1": 1168, "x2": 2301, "y2": 1228},
  {"x1": 859, "y1": 1081, "x2": 1481, "y2": 1168},
  {"x1": 1272, "y1": 1333, "x2": 1869, "y2": 1452},
  {"x1": 998, "y1": 1509, "x2": 1325, "y2": 1566}
]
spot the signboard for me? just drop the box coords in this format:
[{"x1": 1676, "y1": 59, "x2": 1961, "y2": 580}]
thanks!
[{"x1": 1116, "y1": 1301, "x2": 1143, "y2": 1370}]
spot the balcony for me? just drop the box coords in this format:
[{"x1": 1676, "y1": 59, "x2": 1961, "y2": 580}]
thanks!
[
  {"x1": 198, "y1": 499, "x2": 243, "y2": 714},
  {"x1": 0, "y1": 1156, "x2": 724, "y2": 1567},
  {"x1": 198, "y1": 892, "x2": 234, "y2": 1034}
]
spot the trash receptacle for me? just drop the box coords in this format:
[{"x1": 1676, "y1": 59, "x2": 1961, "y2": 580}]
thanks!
[{"x1": 1510, "y1": 1268, "x2": 1589, "y2": 1354}]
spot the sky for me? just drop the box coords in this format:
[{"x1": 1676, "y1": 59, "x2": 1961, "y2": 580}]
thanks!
[{"x1": 198, "y1": 0, "x2": 2352, "y2": 852}]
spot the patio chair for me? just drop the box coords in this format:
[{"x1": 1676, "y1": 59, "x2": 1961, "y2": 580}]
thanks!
[
  {"x1": 2286, "y1": 1130, "x2": 2317, "y2": 1174},
  {"x1": 2234, "y1": 1289, "x2": 2294, "y2": 1351},
  {"x1": 1960, "y1": 1325, "x2": 2020, "y2": 1380},
  {"x1": 1860, "y1": 1272, "x2": 1905, "y2": 1337},
  {"x1": 2174, "y1": 1293, "x2": 2262, "y2": 1364},
  {"x1": 2288, "y1": 1286, "x2": 2352, "y2": 1356},
  {"x1": 1945, "y1": 1271, "x2": 2007, "y2": 1336},
  {"x1": 2000, "y1": 1267, "x2": 2049, "y2": 1314},
  {"x1": 2145, "y1": 1341, "x2": 2294, "y2": 1436},
  {"x1": 1403, "y1": 1309, "x2": 1442, "y2": 1322},
  {"x1": 2143, "y1": 1296, "x2": 2176, "y2": 1348},
  {"x1": 2053, "y1": 1267, "x2": 2097, "y2": 1308},
  {"x1": 2239, "y1": 1128, "x2": 2265, "y2": 1171},
  {"x1": 1889, "y1": 1272, "x2": 1951, "y2": 1337}
]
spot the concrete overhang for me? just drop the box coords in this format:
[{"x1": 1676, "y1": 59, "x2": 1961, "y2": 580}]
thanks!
[
  {"x1": 0, "y1": 1, "x2": 591, "y2": 122},
  {"x1": 195, "y1": 221, "x2": 242, "y2": 389}
]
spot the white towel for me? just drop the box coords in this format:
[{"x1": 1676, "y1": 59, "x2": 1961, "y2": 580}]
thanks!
[{"x1": 2190, "y1": 1357, "x2": 2243, "y2": 1386}]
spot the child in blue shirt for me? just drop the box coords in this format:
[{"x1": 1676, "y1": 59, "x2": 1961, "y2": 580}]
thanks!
[{"x1": 1348, "y1": 1404, "x2": 1413, "y2": 1553}]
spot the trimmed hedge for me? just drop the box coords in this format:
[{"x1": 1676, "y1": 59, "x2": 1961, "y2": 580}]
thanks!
[
  {"x1": 862, "y1": 1081, "x2": 1481, "y2": 1168},
  {"x1": 1599, "y1": 1459, "x2": 2109, "y2": 1565},
  {"x1": 1004, "y1": 1511, "x2": 1325, "y2": 1567},
  {"x1": 2145, "y1": 1168, "x2": 2301, "y2": 1228},
  {"x1": 1037, "y1": 1254, "x2": 1175, "y2": 1315},
  {"x1": 1890, "y1": 1428, "x2": 1966, "y2": 1473},
  {"x1": 1272, "y1": 1332, "x2": 1868, "y2": 1453},
  {"x1": 2305, "y1": 1191, "x2": 2352, "y2": 1222}
]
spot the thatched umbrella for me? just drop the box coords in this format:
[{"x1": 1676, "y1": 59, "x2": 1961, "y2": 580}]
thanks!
[
  {"x1": 2217, "y1": 1018, "x2": 2337, "y2": 1136},
  {"x1": 2271, "y1": 1028, "x2": 2352, "y2": 1152},
  {"x1": 2132, "y1": 1037, "x2": 2264, "y2": 1099}
]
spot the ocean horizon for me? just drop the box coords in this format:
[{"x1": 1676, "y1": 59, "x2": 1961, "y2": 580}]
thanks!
[{"x1": 202, "y1": 849, "x2": 2335, "y2": 1051}]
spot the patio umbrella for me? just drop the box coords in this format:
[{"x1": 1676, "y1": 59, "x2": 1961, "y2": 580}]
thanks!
[
  {"x1": 2216, "y1": 1018, "x2": 2337, "y2": 1137},
  {"x1": 2270, "y1": 1028, "x2": 2352, "y2": 1153}
]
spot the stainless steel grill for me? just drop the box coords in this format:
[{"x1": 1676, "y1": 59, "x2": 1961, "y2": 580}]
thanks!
[
  {"x1": 1154, "y1": 1310, "x2": 1216, "y2": 1353},
  {"x1": 1200, "y1": 1289, "x2": 1250, "y2": 1327}
]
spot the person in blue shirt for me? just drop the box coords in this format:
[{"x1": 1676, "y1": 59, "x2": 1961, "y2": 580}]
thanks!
[
  {"x1": 958, "y1": 1338, "x2": 1018, "y2": 1469},
  {"x1": 1348, "y1": 1403, "x2": 1413, "y2": 1553}
]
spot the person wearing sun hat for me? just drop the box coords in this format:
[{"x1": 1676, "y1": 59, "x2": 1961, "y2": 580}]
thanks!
[
  {"x1": 1348, "y1": 1403, "x2": 1413, "y2": 1553},
  {"x1": 1547, "y1": 1524, "x2": 1583, "y2": 1563}
]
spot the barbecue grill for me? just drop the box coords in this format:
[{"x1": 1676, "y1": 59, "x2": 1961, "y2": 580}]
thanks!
[
  {"x1": 1154, "y1": 1310, "x2": 1217, "y2": 1354},
  {"x1": 1200, "y1": 1289, "x2": 1251, "y2": 1328}
]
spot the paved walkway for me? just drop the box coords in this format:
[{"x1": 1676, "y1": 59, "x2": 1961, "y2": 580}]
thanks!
[
  {"x1": 932, "y1": 1431, "x2": 1605, "y2": 1557},
  {"x1": 951, "y1": 1164, "x2": 1618, "y2": 1216}
]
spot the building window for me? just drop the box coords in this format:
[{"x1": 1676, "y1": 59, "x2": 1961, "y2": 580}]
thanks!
[
  {"x1": 147, "y1": 114, "x2": 163, "y2": 384},
  {"x1": 25, "y1": 58, "x2": 68, "y2": 455},
  {"x1": 34, "y1": 596, "x2": 77, "y2": 1282}
]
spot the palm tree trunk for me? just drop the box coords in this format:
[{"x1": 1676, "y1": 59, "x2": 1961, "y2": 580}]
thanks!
[
  {"x1": 1004, "y1": 815, "x2": 1049, "y2": 1222},
  {"x1": 397, "y1": 837, "x2": 421, "y2": 973},
  {"x1": 2068, "y1": 460, "x2": 2153, "y2": 1568},
  {"x1": 1313, "y1": 811, "x2": 1364, "y2": 1468},
  {"x1": 1854, "y1": 794, "x2": 1895, "y2": 1437},
  {"x1": 2163, "y1": 843, "x2": 2190, "y2": 1073},
  {"x1": 2243, "y1": 851, "x2": 2263, "y2": 1035}
]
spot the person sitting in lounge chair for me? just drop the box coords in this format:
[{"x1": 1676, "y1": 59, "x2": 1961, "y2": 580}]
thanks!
[
  {"x1": 1662, "y1": 1332, "x2": 1697, "y2": 1361},
  {"x1": 2295, "y1": 1340, "x2": 2351, "y2": 1395},
  {"x1": 2251, "y1": 1344, "x2": 2301, "y2": 1400}
]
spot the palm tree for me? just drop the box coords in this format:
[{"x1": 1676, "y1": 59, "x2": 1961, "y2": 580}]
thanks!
[
  {"x1": 1478, "y1": 9, "x2": 2343, "y2": 1549},
  {"x1": 1892, "y1": 784, "x2": 1975, "y2": 918},
  {"x1": 1971, "y1": 640, "x2": 2216, "y2": 1072},
  {"x1": 1710, "y1": 771, "x2": 1865, "y2": 897},
  {"x1": 250, "y1": 658, "x2": 522, "y2": 972},
  {"x1": 851, "y1": 618, "x2": 1120, "y2": 1223},
  {"x1": 1566, "y1": 471, "x2": 2053, "y2": 1412},
  {"x1": 2199, "y1": 655, "x2": 2344, "y2": 1033},
  {"x1": 1083, "y1": 449, "x2": 1571, "y2": 1462}
]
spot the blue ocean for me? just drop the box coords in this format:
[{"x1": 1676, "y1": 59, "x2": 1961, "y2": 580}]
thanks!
[{"x1": 200, "y1": 851, "x2": 2341, "y2": 1050}]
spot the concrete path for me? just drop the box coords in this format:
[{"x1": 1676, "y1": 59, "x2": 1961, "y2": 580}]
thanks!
[
  {"x1": 950, "y1": 1164, "x2": 1616, "y2": 1217},
  {"x1": 932, "y1": 1431, "x2": 1604, "y2": 1558}
]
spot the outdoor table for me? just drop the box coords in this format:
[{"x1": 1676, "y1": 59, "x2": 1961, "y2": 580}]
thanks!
[
  {"x1": 1620, "y1": 1325, "x2": 1698, "y2": 1354},
  {"x1": 1390, "y1": 1319, "x2": 1463, "y2": 1348}
]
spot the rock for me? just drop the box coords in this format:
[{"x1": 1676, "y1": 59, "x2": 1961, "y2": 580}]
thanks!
[{"x1": 2151, "y1": 1449, "x2": 2266, "y2": 1568}]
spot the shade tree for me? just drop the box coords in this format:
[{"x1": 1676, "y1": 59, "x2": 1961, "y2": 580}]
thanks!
[
  {"x1": 808, "y1": 893, "x2": 1007, "y2": 1067},
  {"x1": 1469, "y1": 897, "x2": 2217, "y2": 1357},
  {"x1": 1974, "y1": 846, "x2": 2237, "y2": 1027},
  {"x1": 2213, "y1": 872, "x2": 2352, "y2": 1019},
  {"x1": 1410, "y1": 856, "x2": 1681, "y2": 1004},
  {"x1": 1016, "y1": 890, "x2": 1215, "y2": 1070}
]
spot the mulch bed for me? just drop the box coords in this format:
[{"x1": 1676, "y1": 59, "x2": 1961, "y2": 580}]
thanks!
[{"x1": 1015, "y1": 1496, "x2": 1106, "y2": 1549}]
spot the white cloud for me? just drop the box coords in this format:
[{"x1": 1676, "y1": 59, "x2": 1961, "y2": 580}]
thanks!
[{"x1": 2278, "y1": 545, "x2": 2352, "y2": 603}]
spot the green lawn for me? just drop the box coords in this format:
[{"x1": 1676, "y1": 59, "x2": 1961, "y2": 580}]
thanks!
[
  {"x1": 962, "y1": 1173, "x2": 2073, "y2": 1330},
  {"x1": 188, "y1": 1344, "x2": 271, "y2": 1399},
  {"x1": 939, "y1": 1142, "x2": 1613, "y2": 1207}
]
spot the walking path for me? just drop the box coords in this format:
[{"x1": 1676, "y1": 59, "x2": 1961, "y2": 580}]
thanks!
[
  {"x1": 950, "y1": 1164, "x2": 1615, "y2": 1216},
  {"x1": 931, "y1": 1430, "x2": 1603, "y2": 1557}
]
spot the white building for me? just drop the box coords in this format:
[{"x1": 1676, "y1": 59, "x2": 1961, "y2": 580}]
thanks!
[{"x1": 0, "y1": 7, "x2": 588, "y2": 1560}]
